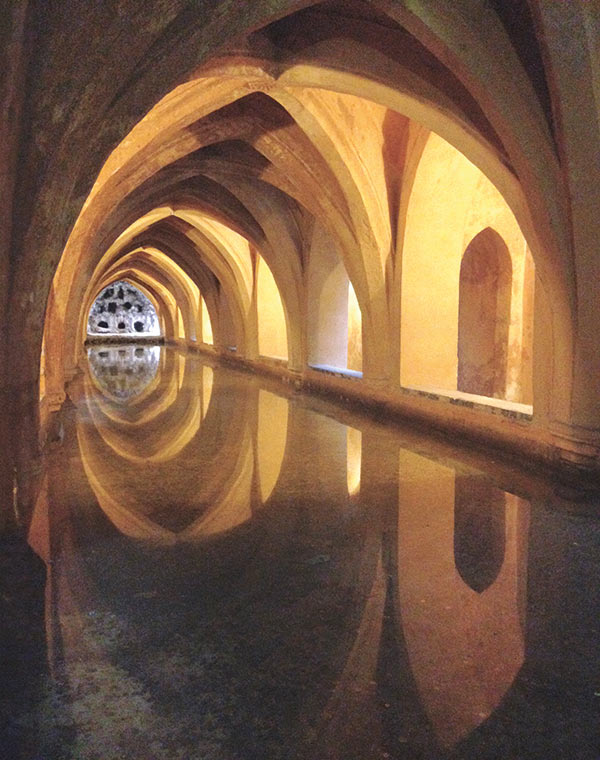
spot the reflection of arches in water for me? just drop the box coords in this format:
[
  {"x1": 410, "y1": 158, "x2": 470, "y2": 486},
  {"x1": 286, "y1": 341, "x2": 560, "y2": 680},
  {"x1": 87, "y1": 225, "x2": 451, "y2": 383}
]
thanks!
[
  {"x1": 76, "y1": 365, "x2": 256, "y2": 543},
  {"x1": 87, "y1": 345, "x2": 160, "y2": 400},
  {"x1": 83, "y1": 350, "x2": 201, "y2": 464},
  {"x1": 397, "y1": 449, "x2": 527, "y2": 749},
  {"x1": 457, "y1": 228, "x2": 512, "y2": 398},
  {"x1": 77, "y1": 423, "x2": 254, "y2": 543},
  {"x1": 85, "y1": 346, "x2": 178, "y2": 428},
  {"x1": 454, "y1": 476, "x2": 506, "y2": 593}
]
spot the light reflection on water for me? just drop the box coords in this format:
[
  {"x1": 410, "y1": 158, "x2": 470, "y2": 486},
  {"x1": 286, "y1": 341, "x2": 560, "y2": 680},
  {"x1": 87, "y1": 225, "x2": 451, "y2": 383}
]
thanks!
[{"x1": 20, "y1": 345, "x2": 600, "y2": 760}]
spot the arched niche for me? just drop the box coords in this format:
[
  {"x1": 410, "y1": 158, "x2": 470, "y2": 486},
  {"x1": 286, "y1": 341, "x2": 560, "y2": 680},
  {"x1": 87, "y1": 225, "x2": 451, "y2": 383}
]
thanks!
[{"x1": 457, "y1": 228, "x2": 512, "y2": 398}]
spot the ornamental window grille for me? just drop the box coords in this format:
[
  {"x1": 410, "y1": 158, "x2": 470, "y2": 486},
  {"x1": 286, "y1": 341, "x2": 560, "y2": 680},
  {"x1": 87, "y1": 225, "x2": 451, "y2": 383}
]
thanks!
[{"x1": 88, "y1": 281, "x2": 160, "y2": 335}]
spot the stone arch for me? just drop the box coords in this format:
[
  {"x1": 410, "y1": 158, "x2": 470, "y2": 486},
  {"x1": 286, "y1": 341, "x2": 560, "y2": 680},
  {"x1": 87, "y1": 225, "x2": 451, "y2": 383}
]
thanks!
[
  {"x1": 98, "y1": 249, "x2": 201, "y2": 344},
  {"x1": 108, "y1": 273, "x2": 176, "y2": 343},
  {"x1": 82, "y1": 259, "x2": 188, "y2": 348},
  {"x1": 12, "y1": 0, "x2": 596, "y2": 534},
  {"x1": 457, "y1": 228, "x2": 512, "y2": 399},
  {"x1": 45, "y1": 49, "x2": 569, "y2": 398}
]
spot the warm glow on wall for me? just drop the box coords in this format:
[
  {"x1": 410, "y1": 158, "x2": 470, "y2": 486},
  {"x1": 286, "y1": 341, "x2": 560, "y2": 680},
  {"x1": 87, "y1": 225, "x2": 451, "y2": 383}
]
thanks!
[
  {"x1": 201, "y1": 297, "x2": 213, "y2": 345},
  {"x1": 257, "y1": 255, "x2": 288, "y2": 361},
  {"x1": 400, "y1": 132, "x2": 533, "y2": 404},
  {"x1": 202, "y1": 365, "x2": 213, "y2": 419},
  {"x1": 347, "y1": 282, "x2": 362, "y2": 373},
  {"x1": 177, "y1": 306, "x2": 185, "y2": 340},
  {"x1": 189, "y1": 279, "x2": 200, "y2": 342}
]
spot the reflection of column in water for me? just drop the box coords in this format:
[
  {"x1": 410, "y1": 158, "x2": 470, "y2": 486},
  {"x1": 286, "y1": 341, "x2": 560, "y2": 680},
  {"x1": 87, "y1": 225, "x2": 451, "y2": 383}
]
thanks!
[
  {"x1": 202, "y1": 366, "x2": 213, "y2": 419},
  {"x1": 177, "y1": 353, "x2": 185, "y2": 390},
  {"x1": 256, "y1": 390, "x2": 288, "y2": 504},
  {"x1": 397, "y1": 449, "x2": 528, "y2": 749},
  {"x1": 346, "y1": 426, "x2": 362, "y2": 496},
  {"x1": 310, "y1": 427, "x2": 395, "y2": 758}
]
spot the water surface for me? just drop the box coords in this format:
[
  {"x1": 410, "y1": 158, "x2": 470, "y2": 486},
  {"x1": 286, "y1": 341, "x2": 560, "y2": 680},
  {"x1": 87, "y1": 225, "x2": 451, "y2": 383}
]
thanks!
[{"x1": 7, "y1": 345, "x2": 599, "y2": 760}]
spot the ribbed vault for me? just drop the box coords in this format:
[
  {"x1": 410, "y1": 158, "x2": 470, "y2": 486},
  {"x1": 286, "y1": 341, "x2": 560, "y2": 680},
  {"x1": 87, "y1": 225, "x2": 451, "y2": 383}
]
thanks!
[{"x1": 8, "y1": 0, "x2": 594, "y2": 527}]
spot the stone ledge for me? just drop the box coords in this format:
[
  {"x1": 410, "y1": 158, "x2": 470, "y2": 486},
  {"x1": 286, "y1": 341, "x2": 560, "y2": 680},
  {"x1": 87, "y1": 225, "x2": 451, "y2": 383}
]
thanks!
[{"x1": 401, "y1": 384, "x2": 533, "y2": 422}]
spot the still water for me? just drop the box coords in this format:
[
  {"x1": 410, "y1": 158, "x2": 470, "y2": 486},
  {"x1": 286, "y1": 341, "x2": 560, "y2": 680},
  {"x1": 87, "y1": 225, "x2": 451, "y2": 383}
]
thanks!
[{"x1": 8, "y1": 345, "x2": 600, "y2": 759}]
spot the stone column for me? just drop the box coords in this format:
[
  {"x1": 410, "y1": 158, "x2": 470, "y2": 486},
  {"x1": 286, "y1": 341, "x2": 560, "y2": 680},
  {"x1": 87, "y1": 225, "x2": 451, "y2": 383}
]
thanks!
[{"x1": 0, "y1": 0, "x2": 30, "y2": 533}]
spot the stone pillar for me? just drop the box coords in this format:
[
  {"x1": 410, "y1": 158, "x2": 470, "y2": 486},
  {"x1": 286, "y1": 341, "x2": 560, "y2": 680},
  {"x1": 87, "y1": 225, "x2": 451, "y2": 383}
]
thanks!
[
  {"x1": 0, "y1": 0, "x2": 30, "y2": 533},
  {"x1": 533, "y1": 1, "x2": 600, "y2": 473}
]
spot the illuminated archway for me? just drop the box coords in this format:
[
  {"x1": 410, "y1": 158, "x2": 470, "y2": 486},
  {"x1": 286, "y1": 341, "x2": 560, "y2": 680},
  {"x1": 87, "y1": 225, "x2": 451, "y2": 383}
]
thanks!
[{"x1": 31, "y1": 0, "x2": 593, "y2": 508}]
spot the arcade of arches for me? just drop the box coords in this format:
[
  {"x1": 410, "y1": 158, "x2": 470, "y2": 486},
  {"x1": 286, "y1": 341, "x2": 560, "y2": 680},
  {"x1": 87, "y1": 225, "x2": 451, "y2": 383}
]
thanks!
[{"x1": 2, "y1": 1, "x2": 600, "y2": 525}]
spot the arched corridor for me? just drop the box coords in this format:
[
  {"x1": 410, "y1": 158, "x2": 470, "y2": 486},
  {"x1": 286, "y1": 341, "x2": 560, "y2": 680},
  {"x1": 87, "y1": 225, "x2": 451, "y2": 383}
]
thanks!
[{"x1": 1, "y1": 2, "x2": 600, "y2": 758}]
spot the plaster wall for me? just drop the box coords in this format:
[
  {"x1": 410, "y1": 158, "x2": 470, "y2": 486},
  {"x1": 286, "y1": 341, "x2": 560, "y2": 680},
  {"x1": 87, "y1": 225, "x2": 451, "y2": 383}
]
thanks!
[
  {"x1": 201, "y1": 297, "x2": 214, "y2": 345},
  {"x1": 347, "y1": 282, "x2": 362, "y2": 373},
  {"x1": 256, "y1": 256, "x2": 288, "y2": 361},
  {"x1": 307, "y1": 223, "x2": 350, "y2": 370},
  {"x1": 400, "y1": 132, "x2": 533, "y2": 403}
]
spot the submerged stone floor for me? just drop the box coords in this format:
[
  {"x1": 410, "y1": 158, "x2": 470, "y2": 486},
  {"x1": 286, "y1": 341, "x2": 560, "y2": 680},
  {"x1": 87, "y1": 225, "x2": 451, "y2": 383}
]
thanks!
[{"x1": 2, "y1": 344, "x2": 599, "y2": 760}]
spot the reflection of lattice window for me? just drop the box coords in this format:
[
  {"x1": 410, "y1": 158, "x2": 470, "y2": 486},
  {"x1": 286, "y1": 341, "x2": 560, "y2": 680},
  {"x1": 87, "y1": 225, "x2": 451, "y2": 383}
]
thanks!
[
  {"x1": 87, "y1": 345, "x2": 160, "y2": 399},
  {"x1": 87, "y1": 281, "x2": 160, "y2": 336}
]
